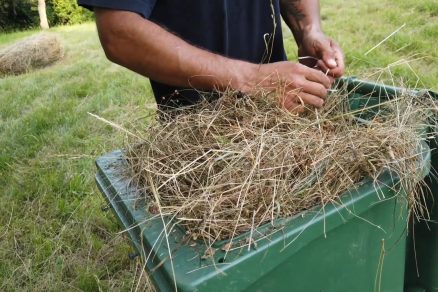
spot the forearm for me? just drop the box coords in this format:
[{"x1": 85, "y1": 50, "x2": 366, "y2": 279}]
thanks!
[
  {"x1": 94, "y1": 8, "x2": 333, "y2": 112},
  {"x1": 279, "y1": 0, "x2": 321, "y2": 45},
  {"x1": 95, "y1": 9, "x2": 256, "y2": 91}
]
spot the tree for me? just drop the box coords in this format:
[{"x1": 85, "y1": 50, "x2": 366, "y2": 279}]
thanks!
[{"x1": 38, "y1": 0, "x2": 49, "y2": 29}]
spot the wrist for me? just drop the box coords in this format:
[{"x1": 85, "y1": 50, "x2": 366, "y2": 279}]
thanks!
[
  {"x1": 303, "y1": 23, "x2": 321, "y2": 34},
  {"x1": 297, "y1": 24, "x2": 322, "y2": 45},
  {"x1": 226, "y1": 60, "x2": 259, "y2": 93},
  {"x1": 285, "y1": 18, "x2": 321, "y2": 45}
]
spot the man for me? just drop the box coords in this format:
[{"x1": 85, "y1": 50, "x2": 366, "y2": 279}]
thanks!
[{"x1": 78, "y1": 0, "x2": 344, "y2": 112}]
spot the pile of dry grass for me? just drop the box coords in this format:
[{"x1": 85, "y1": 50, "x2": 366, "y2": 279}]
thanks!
[
  {"x1": 0, "y1": 33, "x2": 63, "y2": 76},
  {"x1": 126, "y1": 84, "x2": 437, "y2": 244}
]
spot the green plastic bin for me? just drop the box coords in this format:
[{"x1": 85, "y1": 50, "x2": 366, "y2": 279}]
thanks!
[
  {"x1": 95, "y1": 78, "x2": 432, "y2": 292},
  {"x1": 334, "y1": 77, "x2": 438, "y2": 292},
  {"x1": 405, "y1": 136, "x2": 438, "y2": 292}
]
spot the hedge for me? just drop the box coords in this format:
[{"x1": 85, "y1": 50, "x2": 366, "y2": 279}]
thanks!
[{"x1": 0, "y1": 0, "x2": 93, "y2": 31}]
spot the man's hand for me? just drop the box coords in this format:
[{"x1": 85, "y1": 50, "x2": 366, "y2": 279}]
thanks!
[
  {"x1": 280, "y1": 0, "x2": 345, "y2": 78},
  {"x1": 298, "y1": 30, "x2": 345, "y2": 78},
  {"x1": 95, "y1": 9, "x2": 330, "y2": 113},
  {"x1": 238, "y1": 61, "x2": 332, "y2": 112}
]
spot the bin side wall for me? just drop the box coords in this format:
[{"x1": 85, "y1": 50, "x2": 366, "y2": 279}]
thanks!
[
  {"x1": 405, "y1": 139, "x2": 438, "y2": 291},
  {"x1": 243, "y1": 198, "x2": 407, "y2": 292}
]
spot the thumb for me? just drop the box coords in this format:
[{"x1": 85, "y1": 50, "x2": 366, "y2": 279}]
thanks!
[{"x1": 321, "y1": 43, "x2": 337, "y2": 69}]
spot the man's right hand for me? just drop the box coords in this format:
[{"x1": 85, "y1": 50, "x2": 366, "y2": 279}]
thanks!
[
  {"x1": 237, "y1": 61, "x2": 332, "y2": 112},
  {"x1": 95, "y1": 9, "x2": 331, "y2": 113}
]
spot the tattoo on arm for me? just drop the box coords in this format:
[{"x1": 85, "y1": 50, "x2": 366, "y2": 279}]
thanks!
[{"x1": 281, "y1": 0, "x2": 305, "y2": 21}]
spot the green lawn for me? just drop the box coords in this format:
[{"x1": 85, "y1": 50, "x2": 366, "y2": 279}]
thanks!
[{"x1": 0, "y1": 0, "x2": 437, "y2": 290}]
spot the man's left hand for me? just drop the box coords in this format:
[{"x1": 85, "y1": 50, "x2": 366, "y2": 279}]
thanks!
[{"x1": 298, "y1": 30, "x2": 345, "y2": 78}]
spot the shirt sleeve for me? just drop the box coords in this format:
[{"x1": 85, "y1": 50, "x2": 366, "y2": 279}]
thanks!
[{"x1": 77, "y1": 0, "x2": 157, "y2": 18}]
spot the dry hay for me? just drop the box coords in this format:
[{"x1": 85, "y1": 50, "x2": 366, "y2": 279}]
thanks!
[
  {"x1": 126, "y1": 84, "x2": 437, "y2": 244},
  {"x1": 0, "y1": 33, "x2": 63, "y2": 76}
]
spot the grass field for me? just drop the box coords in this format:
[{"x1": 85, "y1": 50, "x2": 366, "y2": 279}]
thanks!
[{"x1": 0, "y1": 0, "x2": 437, "y2": 290}]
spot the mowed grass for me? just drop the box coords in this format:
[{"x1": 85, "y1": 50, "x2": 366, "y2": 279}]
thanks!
[
  {"x1": 0, "y1": 0, "x2": 437, "y2": 290},
  {"x1": 0, "y1": 24, "x2": 155, "y2": 291}
]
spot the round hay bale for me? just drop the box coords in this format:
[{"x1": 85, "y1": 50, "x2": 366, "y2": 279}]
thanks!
[{"x1": 0, "y1": 33, "x2": 64, "y2": 76}]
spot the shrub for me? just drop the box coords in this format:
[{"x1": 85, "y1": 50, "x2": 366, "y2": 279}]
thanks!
[
  {"x1": 0, "y1": 0, "x2": 38, "y2": 31},
  {"x1": 0, "y1": 0, "x2": 93, "y2": 31},
  {"x1": 49, "y1": 0, "x2": 93, "y2": 25}
]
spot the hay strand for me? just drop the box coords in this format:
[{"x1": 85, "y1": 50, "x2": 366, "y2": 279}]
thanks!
[{"x1": 125, "y1": 84, "x2": 437, "y2": 246}]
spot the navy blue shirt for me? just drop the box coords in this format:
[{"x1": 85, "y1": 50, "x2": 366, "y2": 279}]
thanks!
[{"x1": 79, "y1": 0, "x2": 286, "y2": 109}]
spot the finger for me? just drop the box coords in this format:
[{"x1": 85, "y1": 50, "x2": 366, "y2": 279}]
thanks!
[
  {"x1": 298, "y1": 79, "x2": 328, "y2": 99},
  {"x1": 297, "y1": 92, "x2": 325, "y2": 108},
  {"x1": 320, "y1": 41, "x2": 338, "y2": 69},
  {"x1": 284, "y1": 91, "x2": 324, "y2": 108},
  {"x1": 322, "y1": 42, "x2": 345, "y2": 77},
  {"x1": 283, "y1": 97, "x2": 304, "y2": 112},
  {"x1": 301, "y1": 66, "x2": 331, "y2": 89},
  {"x1": 316, "y1": 60, "x2": 330, "y2": 75},
  {"x1": 289, "y1": 104, "x2": 305, "y2": 113},
  {"x1": 312, "y1": 61, "x2": 335, "y2": 84},
  {"x1": 281, "y1": 93, "x2": 298, "y2": 110},
  {"x1": 331, "y1": 42, "x2": 345, "y2": 77},
  {"x1": 327, "y1": 75, "x2": 335, "y2": 84},
  {"x1": 317, "y1": 53, "x2": 344, "y2": 78},
  {"x1": 282, "y1": 96, "x2": 305, "y2": 113},
  {"x1": 316, "y1": 60, "x2": 338, "y2": 81},
  {"x1": 327, "y1": 66, "x2": 343, "y2": 78}
]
